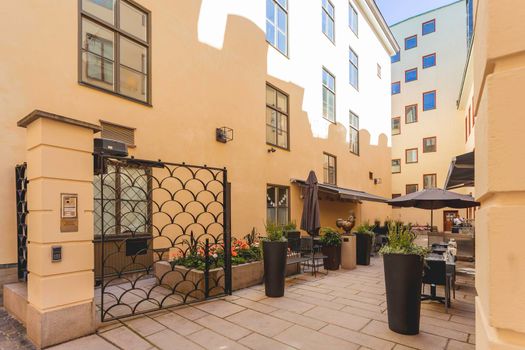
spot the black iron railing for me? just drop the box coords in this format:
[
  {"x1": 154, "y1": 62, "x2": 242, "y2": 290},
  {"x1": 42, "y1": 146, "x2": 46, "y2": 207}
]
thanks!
[{"x1": 15, "y1": 163, "x2": 28, "y2": 282}]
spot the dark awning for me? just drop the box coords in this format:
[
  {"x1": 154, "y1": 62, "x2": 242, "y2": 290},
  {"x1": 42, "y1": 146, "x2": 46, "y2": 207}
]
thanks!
[
  {"x1": 291, "y1": 179, "x2": 387, "y2": 203},
  {"x1": 444, "y1": 151, "x2": 475, "y2": 190}
]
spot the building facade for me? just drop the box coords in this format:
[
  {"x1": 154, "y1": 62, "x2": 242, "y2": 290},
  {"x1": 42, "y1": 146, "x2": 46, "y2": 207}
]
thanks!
[
  {"x1": 0, "y1": 1, "x2": 397, "y2": 346},
  {"x1": 389, "y1": 0, "x2": 469, "y2": 231}
]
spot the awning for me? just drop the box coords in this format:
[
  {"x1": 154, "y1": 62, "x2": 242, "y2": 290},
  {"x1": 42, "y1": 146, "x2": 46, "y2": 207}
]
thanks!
[
  {"x1": 444, "y1": 151, "x2": 475, "y2": 190},
  {"x1": 291, "y1": 179, "x2": 387, "y2": 203}
]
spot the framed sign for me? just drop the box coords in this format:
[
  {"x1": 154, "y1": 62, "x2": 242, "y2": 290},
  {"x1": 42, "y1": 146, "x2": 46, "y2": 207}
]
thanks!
[{"x1": 60, "y1": 193, "x2": 78, "y2": 232}]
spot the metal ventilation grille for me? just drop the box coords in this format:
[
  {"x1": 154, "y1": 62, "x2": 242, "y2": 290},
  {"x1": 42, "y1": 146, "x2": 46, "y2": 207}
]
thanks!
[{"x1": 100, "y1": 120, "x2": 135, "y2": 146}]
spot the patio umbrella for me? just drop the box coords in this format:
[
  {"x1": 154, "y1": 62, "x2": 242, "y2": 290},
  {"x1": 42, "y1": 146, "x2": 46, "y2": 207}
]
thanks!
[
  {"x1": 387, "y1": 188, "x2": 480, "y2": 229},
  {"x1": 300, "y1": 170, "x2": 321, "y2": 236}
]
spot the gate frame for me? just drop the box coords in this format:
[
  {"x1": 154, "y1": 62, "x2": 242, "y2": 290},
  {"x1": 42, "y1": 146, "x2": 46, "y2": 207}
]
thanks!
[{"x1": 96, "y1": 154, "x2": 232, "y2": 322}]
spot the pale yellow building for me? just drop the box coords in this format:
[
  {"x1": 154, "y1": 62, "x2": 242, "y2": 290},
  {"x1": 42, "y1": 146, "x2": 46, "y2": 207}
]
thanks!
[
  {"x1": 0, "y1": 0, "x2": 398, "y2": 347},
  {"x1": 390, "y1": 1, "x2": 470, "y2": 231}
]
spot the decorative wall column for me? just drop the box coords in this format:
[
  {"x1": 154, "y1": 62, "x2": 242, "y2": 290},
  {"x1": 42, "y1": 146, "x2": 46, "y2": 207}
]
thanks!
[
  {"x1": 17, "y1": 110, "x2": 100, "y2": 348},
  {"x1": 474, "y1": 0, "x2": 525, "y2": 348}
]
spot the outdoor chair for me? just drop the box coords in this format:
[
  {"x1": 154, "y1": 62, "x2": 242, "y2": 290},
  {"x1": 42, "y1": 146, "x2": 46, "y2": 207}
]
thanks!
[
  {"x1": 285, "y1": 233, "x2": 312, "y2": 274},
  {"x1": 299, "y1": 236, "x2": 327, "y2": 276},
  {"x1": 421, "y1": 259, "x2": 452, "y2": 311}
]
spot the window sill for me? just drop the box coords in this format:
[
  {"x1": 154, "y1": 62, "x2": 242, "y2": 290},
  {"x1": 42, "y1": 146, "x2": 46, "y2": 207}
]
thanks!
[{"x1": 79, "y1": 81, "x2": 152, "y2": 107}]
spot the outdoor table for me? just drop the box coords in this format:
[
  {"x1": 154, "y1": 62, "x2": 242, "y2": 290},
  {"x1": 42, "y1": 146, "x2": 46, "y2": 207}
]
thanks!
[{"x1": 422, "y1": 254, "x2": 455, "y2": 305}]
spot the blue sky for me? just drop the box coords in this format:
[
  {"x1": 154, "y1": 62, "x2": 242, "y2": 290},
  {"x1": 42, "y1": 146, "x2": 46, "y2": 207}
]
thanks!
[{"x1": 375, "y1": 0, "x2": 459, "y2": 25}]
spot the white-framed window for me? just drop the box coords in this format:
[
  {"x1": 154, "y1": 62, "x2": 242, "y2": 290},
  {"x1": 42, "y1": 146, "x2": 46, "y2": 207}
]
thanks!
[
  {"x1": 349, "y1": 48, "x2": 359, "y2": 89},
  {"x1": 349, "y1": 2, "x2": 358, "y2": 35},
  {"x1": 322, "y1": 68, "x2": 336, "y2": 122},
  {"x1": 266, "y1": 0, "x2": 288, "y2": 55},
  {"x1": 349, "y1": 111, "x2": 359, "y2": 155},
  {"x1": 322, "y1": 0, "x2": 335, "y2": 42}
]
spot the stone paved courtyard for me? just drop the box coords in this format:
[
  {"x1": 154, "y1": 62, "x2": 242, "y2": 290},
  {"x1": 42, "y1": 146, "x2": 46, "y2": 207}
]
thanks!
[{"x1": 36, "y1": 257, "x2": 477, "y2": 349}]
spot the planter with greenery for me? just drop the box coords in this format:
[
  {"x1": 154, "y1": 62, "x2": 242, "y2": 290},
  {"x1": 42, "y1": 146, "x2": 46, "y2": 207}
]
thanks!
[
  {"x1": 355, "y1": 221, "x2": 375, "y2": 266},
  {"x1": 320, "y1": 227, "x2": 342, "y2": 270},
  {"x1": 379, "y1": 222, "x2": 429, "y2": 335},
  {"x1": 262, "y1": 222, "x2": 288, "y2": 297}
]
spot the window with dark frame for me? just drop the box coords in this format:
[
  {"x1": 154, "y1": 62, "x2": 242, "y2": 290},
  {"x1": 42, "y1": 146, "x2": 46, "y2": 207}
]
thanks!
[
  {"x1": 405, "y1": 104, "x2": 418, "y2": 124},
  {"x1": 392, "y1": 81, "x2": 401, "y2": 95},
  {"x1": 349, "y1": 2, "x2": 358, "y2": 35},
  {"x1": 423, "y1": 53, "x2": 436, "y2": 68},
  {"x1": 349, "y1": 48, "x2": 359, "y2": 89},
  {"x1": 266, "y1": 0, "x2": 288, "y2": 55},
  {"x1": 391, "y1": 52, "x2": 400, "y2": 63},
  {"x1": 391, "y1": 159, "x2": 401, "y2": 174},
  {"x1": 322, "y1": 68, "x2": 336, "y2": 122},
  {"x1": 405, "y1": 68, "x2": 418, "y2": 82},
  {"x1": 323, "y1": 153, "x2": 337, "y2": 185},
  {"x1": 80, "y1": 0, "x2": 150, "y2": 103},
  {"x1": 349, "y1": 112, "x2": 359, "y2": 155},
  {"x1": 405, "y1": 35, "x2": 417, "y2": 50},
  {"x1": 423, "y1": 137, "x2": 437, "y2": 153},
  {"x1": 266, "y1": 84, "x2": 289, "y2": 149},
  {"x1": 423, "y1": 90, "x2": 437, "y2": 111},
  {"x1": 266, "y1": 185, "x2": 289, "y2": 226},
  {"x1": 392, "y1": 117, "x2": 401, "y2": 135},
  {"x1": 405, "y1": 148, "x2": 418, "y2": 163},
  {"x1": 406, "y1": 184, "x2": 419, "y2": 194},
  {"x1": 422, "y1": 19, "x2": 436, "y2": 35},
  {"x1": 322, "y1": 0, "x2": 335, "y2": 42},
  {"x1": 423, "y1": 174, "x2": 437, "y2": 189}
]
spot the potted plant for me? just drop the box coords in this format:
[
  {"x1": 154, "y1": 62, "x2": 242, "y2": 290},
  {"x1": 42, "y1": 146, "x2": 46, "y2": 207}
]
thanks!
[
  {"x1": 262, "y1": 221, "x2": 288, "y2": 297},
  {"x1": 379, "y1": 222, "x2": 429, "y2": 335},
  {"x1": 320, "y1": 227, "x2": 342, "y2": 270},
  {"x1": 355, "y1": 221, "x2": 375, "y2": 266}
]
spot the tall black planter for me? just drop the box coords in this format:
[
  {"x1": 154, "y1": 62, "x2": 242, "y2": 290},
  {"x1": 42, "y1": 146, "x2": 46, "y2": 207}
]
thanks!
[
  {"x1": 383, "y1": 254, "x2": 424, "y2": 335},
  {"x1": 321, "y1": 246, "x2": 341, "y2": 270},
  {"x1": 263, "y1": 241, "x2": 288, "y2": 297},
  {"x1": 356, "y1": 233, "x2": 372, "y2": 265}
]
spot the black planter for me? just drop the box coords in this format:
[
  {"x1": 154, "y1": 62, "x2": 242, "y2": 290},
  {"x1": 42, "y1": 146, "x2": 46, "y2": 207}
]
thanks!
[
  {"x1": 383, "y1": 254, "x2": 424, "y2": 335},
  {"x1": 321, "y1": 245, "x2": 341, "y2": 270},
  {"x1": 263, "y1": 241, "x2": 288, "y2": 297},
  {"x1": 356, "y1": 233, "x2": 373, "y2": 265}
]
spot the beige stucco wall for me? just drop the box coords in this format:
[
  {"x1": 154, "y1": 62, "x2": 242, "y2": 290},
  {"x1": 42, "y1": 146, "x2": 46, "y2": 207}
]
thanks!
[
  {"x1": 390, "y1": 1, "x2": 469, "y2": 230},
  {"x1": 0, "y1": 1, "x2": 393, "y2": 268},
  {"x1": 473, "y1": 0, "x2": 525, "y2": 348}
]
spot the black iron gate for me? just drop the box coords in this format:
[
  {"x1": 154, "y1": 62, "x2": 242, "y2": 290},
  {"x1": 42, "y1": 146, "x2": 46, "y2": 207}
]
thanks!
[
  {"x1": 15, "y1": 163, "x2": 28, "y2": 282},
  {"x1": 94, "y1": 155, "x2": 231, "y2": 321}
]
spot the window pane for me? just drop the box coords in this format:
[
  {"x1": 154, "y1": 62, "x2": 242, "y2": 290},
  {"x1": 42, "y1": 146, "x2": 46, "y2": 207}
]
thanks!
[
  {"x1": 266, "y1": 0, "x2": 275, "y2": 22},
  {"x1": 323, "y1": 89, "x2": 335, "y2": 121},
  {"x1": 277, "y1": 32, "x2": 287, "y2": 53},
  {"x1": 406, "y1": 184, "x2": 418, "y2": 194},
  {"x1": 82, "y1": 18, "x2": 114, "y2": 58},
  {"x1": 423, "y1": 20, "x2": 436, "y2": 35},
  {"x1": 278, "y1": 114, "x2": 288, "y2": 131},
  {"x1": 350, "y1": 66, "x2": 358, "y2": 89},
  {"x1": 81, "y1": 18, "x2": 115, "y2": 89},
  {"x1": 405, "y1": 36, "x2": 417, "y2": 49},
  {"x1": 82, "y1": 0, "x2": 115, "y2": 24},
  {"x1": 266, "y1": 85, "x2": 276, "y2": 106},
  {"x1": 120, "y1": 37, "x2": 147, "y2": 73},
  {"x1": 350, "y1": 129, "x2": 359, "y2": 155},
  {"x1": 278, "y1": 187, "x2": 288, "y2": 207},
  {"x1": 277, "y1": 7, "x2": 286, "y2": 32},
  {"x1": 277, "y1": 130, "x2": 288, "y2": 148},
  {"x1": 277, "y1": 92, "x2": 287, "y2": 113},
  {"x1": 392, "y1": 82, "x2": 400, "y2": 95},
  {"x1": 349, "y1": 5, "x2": 358, "y2": 34},
  {"x1": 423, "y1": 137, "x2": 436, "y2": 152},
  {"x1": 406, "y1": 150, "x2": 417, "y2": 163},
  {"x1": 119, "y1": 66, "x2": 147, "y2": 101},
  {"x1": 119, "y1": 1, "x2": 147, "y2": 41},
  {"x1": 322, "y1": 70, "x2": 334, "y2": 90},
  {"x1": 266, "y1": 108, "x2": 277, "y2": 126},
  {"x1": 405, "y1": 69, "x2": 417, "y2": 82},
  {"x1": 406, "y1": 105, "x2": 417, "y2": 123},
  {"x1": 266, "y1": 20, "x2": 276, "y2": 44},
  {"x1": 350, "y1": 113, "x2": 359, "y2": 128},
  {"x1": 391, "y1": 52, "x2": 400, "y2": 63},
  {"x1": 392, "y1": 160, "x2": 401, "y2": 173},
  {"x1": 266, "y1": 125, "x2": 277, "y2": 144},
  {"x1": 423, "y1": 54, "x2": 436, "y2": 68},
  {"x1": 423, "y1": 91, "x2": 436, "y2": 110}
]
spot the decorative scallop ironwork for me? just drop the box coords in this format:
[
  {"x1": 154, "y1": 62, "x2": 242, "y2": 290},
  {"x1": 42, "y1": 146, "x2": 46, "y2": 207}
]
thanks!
[{"x1": 94, "y1": 155, "x2": 231, "y2": 321}]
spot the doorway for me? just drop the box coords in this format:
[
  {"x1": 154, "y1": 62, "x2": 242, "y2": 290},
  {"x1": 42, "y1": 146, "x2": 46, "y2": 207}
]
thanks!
[{"x1": 443, "y1": 210, "x2": 458, "y2": 232}]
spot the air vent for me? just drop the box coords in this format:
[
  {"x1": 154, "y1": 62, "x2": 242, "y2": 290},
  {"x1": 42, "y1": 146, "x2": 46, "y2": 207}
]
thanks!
[{"x1": 100, "y1": 120, "x2": 135, "y2": 147}]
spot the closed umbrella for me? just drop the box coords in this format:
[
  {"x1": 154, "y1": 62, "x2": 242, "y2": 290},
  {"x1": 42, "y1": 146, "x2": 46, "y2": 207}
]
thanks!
[
  {"x1": 300, "y1": 170, "x2": 321, "y2": 236},
  {"x1": 387, "y1": 188, "x2": 480, "y2": 229}
]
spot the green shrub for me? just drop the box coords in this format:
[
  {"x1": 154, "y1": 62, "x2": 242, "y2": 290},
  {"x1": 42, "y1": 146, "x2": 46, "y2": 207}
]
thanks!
[
  {"x1": 320, "y1": 227, "x2": 342, "y2": 247},
  {"x1": 282, "y1": 221, "x2": 297, "y2": 231},
  {"x1": 379, "y1": 221, "x2": 428, "y2": 257},
  {"x1": 355, "y1": 220, "x2": 376, "y2": 237},
  {"x1": 263, "y1": 221, "x2": 287, "y2": 242}
]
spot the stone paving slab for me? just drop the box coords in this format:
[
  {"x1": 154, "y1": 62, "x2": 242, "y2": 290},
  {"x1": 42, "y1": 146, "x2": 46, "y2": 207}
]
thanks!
[{"x1": 4, "y1": 257, "x2": 477, "y2": 350}]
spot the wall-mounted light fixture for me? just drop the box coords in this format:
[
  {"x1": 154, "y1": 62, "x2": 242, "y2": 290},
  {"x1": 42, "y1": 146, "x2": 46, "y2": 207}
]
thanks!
[
  {"x1": 216, "y1": 127, "x2": 233, "y2": 143},
  {"x1": 374, "y1": 178, "x2": 382, "y2": 185},
  {"x1": 267, "y1": 147, "x2": 276, "y2": 153}
]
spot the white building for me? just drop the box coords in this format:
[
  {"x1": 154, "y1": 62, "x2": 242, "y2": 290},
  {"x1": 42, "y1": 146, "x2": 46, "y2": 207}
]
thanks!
[{"x1": 389, "y1": 0, "x2": 469, "y2": 231}]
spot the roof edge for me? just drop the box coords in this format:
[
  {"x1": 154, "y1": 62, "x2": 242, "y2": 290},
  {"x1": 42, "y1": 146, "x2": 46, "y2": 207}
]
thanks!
[
  {"x1": 390, "y1": 0, "x2": 464, "y2": 28},
  {"x1": 361, "y1": 0, "x2": 400, "y2": 54}
]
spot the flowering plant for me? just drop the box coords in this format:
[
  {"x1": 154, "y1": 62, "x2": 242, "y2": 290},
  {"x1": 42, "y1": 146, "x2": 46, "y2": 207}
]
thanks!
[{"x1": 171, "y1": 237, "x2": 261, "y2": 270}]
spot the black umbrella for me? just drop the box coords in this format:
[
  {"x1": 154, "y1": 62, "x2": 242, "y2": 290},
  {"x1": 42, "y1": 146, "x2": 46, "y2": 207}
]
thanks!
[
  {"x1": 300, "y1": 170, "x2": 321, "y2": 236},
  {"x1": 387, "y1": 188, "x2": 480, "y2": 229}
]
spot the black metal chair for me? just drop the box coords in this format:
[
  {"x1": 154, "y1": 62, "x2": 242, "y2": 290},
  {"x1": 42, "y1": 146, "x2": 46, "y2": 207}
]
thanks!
[
  {"x1": 299, "y1": 236, "x2": 326, "y2": 276},
  {"x1": 421, "y1": 259, "x2": 452, "y2": 311}
]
